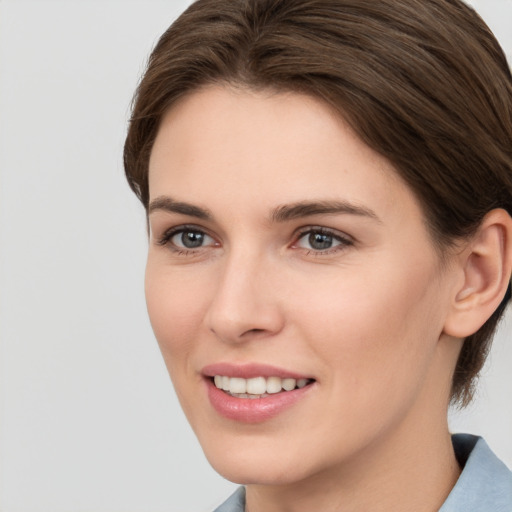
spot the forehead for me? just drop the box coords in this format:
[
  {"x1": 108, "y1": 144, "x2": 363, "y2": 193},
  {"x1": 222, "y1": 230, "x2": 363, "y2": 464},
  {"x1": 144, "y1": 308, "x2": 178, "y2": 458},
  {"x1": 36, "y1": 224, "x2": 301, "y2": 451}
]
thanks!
[{"x1": 148, "y1": 85, "x2": 421, "y2": 227}]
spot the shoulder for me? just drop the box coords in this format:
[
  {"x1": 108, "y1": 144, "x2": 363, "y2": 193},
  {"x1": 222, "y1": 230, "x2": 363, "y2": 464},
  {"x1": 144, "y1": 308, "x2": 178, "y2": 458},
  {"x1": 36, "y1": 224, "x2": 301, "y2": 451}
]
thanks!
[{"x1": 440, "y1": 434, "x2": 512, "y2": 512}]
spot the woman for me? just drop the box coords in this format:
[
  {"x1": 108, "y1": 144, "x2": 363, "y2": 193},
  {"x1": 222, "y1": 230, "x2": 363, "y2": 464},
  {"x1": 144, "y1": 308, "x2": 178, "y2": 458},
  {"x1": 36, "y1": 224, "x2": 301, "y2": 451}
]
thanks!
[{"x1": 124, "y1": 0, "x2": 512, "y2": 510}]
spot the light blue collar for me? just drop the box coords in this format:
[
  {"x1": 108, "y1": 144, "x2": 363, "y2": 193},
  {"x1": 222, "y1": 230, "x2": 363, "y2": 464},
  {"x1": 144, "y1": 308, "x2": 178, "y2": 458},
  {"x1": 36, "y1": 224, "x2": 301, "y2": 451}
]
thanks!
[{"x1": 440, "y1": 434, "x2": 512, "y2": 511}]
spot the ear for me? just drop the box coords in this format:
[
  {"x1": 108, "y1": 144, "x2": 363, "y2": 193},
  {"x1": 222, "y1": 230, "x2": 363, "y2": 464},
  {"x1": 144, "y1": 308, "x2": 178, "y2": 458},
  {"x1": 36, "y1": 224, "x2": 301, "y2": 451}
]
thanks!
[{"x1": 443, "y1": 209, "x2": 512, "y2": 338}]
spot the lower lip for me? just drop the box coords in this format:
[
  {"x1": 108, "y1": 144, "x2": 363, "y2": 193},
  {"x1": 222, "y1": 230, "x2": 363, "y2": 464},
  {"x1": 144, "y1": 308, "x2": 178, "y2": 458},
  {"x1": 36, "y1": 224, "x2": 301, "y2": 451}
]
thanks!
[{"x1": 205, "y1": 378, "x2": 314, "y2": 423}]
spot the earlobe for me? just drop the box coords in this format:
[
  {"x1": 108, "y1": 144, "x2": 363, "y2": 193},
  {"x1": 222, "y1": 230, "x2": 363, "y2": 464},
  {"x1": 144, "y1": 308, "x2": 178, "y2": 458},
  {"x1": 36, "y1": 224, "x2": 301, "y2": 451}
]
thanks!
[{"x1": 444, "y1": 209, "x2": 512, "y2": 338}]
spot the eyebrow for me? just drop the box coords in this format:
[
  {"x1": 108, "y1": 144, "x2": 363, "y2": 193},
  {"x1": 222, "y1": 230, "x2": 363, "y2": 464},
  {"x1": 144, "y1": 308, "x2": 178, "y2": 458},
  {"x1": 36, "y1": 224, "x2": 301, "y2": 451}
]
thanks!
[
  {"x1": 271, "y1": 200, "x2": 381, "y2": 223},
  {"x1": 148, "y1": 196, "x2": 380, "y2": 224},
  {"x1": 148, "y1": 196, "x2": 212, "y2": 220}
]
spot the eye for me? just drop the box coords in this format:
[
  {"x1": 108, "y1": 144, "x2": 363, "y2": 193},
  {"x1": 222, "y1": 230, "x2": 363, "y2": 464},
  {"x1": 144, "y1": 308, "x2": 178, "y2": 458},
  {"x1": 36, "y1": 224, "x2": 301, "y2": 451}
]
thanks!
[
  {"x1": 172, "y1": 229, "x2": 214, "y2": 249},
  {"x1": 294, "y1": 228, "x2": 352, "y2": 253},
  {"x1": 158, "y1": 226, "x2": 217, "y2": 251}
]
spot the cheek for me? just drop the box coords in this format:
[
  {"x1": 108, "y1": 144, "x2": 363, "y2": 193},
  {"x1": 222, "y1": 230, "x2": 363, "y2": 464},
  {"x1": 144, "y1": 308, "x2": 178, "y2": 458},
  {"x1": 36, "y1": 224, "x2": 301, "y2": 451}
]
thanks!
[
  {"x1": 289, "y1": 259, "x2": 445, "y2": 401},
  {"x1": 144, "y1": 263, "x2": 210, "y2": 367}
]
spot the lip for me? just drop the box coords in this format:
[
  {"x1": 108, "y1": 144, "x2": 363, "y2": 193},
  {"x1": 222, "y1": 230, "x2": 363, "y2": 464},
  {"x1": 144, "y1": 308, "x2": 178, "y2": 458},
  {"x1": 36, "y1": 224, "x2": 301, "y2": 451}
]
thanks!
[
  {"x1": 202, "y1": 362, "x2": 315, "y2": 423},
  {"x1": 201, "y1": 362, "x2": 312, "y2": 380}
]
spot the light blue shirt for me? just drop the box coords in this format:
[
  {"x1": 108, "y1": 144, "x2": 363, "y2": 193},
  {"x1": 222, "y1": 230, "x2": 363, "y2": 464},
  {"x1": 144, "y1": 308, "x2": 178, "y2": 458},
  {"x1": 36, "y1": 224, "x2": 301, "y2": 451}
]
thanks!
[{"x1": 213, "y1": 434, "x2": 512, "y2": 511}]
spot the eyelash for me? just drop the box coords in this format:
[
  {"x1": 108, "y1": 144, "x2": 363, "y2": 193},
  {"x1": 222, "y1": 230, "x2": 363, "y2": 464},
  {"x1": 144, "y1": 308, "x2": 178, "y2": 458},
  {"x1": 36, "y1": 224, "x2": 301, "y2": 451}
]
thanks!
[
  {"x1": 293, "y1": 226, "x2": 354, "y2": 255},
  {"x1": 156, "y1": 225, "x2": 217, "y2": 255},
  {"x1": 156, "y1": 225, "x2": 353, "y2": 256}
]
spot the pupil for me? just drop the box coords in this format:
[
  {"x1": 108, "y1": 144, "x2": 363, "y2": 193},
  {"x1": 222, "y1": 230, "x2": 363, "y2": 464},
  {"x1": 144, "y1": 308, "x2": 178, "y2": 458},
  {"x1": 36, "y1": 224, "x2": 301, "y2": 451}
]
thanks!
[
  {"x1": 309, "y1": 232, "x2": 333, "y2": 250},
  {"x1": 182, "y1": 231, "x2": 204, "y2": 248}
]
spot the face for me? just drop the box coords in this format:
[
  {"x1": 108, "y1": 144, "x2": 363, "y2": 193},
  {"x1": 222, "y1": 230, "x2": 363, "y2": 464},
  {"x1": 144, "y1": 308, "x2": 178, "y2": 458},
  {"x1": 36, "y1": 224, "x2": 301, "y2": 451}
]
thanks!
[{"x1": 146, "y1": 86, "x2": 459, "y2": 486}]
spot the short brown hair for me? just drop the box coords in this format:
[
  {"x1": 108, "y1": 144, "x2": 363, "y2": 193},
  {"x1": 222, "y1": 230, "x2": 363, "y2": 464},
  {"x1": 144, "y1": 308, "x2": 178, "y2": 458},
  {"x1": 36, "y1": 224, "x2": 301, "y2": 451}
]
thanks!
[{"x1": 124, "y1": 0, "x2": 512, "y2": 406}]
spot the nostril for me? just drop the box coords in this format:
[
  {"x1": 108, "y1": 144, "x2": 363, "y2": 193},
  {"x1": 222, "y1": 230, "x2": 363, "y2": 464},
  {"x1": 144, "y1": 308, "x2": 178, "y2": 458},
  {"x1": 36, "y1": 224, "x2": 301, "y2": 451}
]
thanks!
[
  {"x1": 206, "y1": 301, "x2": 285, "y2": 343},
  {"x1": 237, "y1": 328, "x2": 272, "y2": 340}
]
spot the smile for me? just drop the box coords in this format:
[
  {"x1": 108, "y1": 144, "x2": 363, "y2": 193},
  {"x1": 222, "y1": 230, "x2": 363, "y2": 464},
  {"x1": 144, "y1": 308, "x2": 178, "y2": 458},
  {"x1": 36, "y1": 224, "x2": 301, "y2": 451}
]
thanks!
[
  {"x1": 213, "y1": 375, "x2": 311, "y2": 398},
  {"x1": 202, "y1": 364, "x2": 316, "y2": 423}
]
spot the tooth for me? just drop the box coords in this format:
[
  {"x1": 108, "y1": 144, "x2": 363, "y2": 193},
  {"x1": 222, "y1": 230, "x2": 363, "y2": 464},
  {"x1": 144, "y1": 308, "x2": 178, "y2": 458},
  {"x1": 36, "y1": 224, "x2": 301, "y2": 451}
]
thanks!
[
  {"x1": 282, "y1": 378, "x2": 296, "y2": 391},
  {"x1": 247, "y1": 376, "x2": 266, "y2": 394},
  {"x1": 297, "y1": 378, "x2": 308, "y2": 388},
  {"x1": 216, "y1": 374, "x2": 308, "y2": 394},
  {"x1": 266, "y1": 376, "x2": 282, "y2": 394},
  {"x1": 230, "y1": 377, "x2": 247, "y2": 394}
]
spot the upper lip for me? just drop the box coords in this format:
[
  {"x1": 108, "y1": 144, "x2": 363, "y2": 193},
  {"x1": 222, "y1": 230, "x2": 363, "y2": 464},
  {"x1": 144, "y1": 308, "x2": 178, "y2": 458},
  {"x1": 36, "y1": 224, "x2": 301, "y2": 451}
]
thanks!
[{"x1": 201, "y1": 362, "x2": 313, "y2": 380}]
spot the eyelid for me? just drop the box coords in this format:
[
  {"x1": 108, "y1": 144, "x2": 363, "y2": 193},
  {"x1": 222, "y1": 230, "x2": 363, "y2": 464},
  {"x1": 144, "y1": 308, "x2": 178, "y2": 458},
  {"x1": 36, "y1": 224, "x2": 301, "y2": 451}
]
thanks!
[
  {"x1": 291, "y1": 225, "x2": 354, "y2": 252},
  {"x1": 293, "y1": 225, "x2": 353, "y2": 241},
  {"x1": 156, "y1": 224, "x2": 218, "y2": 248}
]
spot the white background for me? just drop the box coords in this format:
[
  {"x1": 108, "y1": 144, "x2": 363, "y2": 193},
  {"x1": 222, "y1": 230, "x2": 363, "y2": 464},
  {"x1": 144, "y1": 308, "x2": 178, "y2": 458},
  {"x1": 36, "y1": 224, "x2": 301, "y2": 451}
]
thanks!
[{"x1": 0, "y1": 1, "x2": 511, "y2": 511}]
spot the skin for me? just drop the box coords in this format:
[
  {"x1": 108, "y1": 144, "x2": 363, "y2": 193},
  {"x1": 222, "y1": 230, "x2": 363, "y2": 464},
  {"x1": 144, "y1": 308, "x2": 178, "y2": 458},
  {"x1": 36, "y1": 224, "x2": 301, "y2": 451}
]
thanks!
[{"x1": 146, "y1": 85, "x2": 465, "y2": 512}]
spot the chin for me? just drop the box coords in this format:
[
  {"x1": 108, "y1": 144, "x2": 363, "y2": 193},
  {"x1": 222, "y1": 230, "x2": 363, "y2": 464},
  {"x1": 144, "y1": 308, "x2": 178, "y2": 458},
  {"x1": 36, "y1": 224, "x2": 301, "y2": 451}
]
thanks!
[
  {"x1": 207, "y1": 454, "x2": 309, "y2": 486},
  {"x1": 197, "y1": 428, "x2": 326, "y2": 486},
  {"x1": 201, "y1": 437, "x2": 279, "y2": 483}
]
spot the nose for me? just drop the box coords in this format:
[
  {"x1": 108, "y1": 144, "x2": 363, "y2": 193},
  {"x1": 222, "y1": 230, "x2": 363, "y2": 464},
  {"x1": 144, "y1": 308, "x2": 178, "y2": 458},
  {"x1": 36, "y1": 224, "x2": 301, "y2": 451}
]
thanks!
[{"x1": 204, "y1": 251, "x2": 285, "y2": 344}]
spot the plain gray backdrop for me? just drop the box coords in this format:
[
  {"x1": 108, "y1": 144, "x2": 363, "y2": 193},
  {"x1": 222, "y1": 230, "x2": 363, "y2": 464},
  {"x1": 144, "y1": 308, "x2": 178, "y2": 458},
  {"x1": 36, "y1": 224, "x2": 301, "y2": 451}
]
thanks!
[{"x1": 0, "y1": 1, "x2": 511, "y2": 511}]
